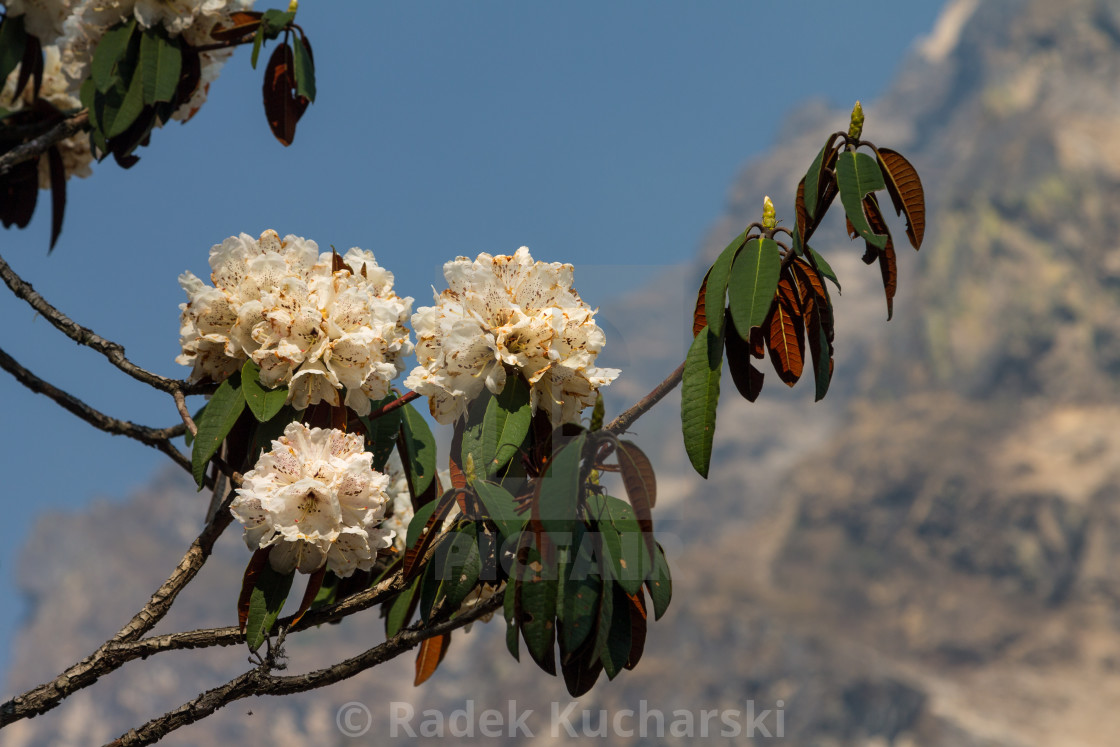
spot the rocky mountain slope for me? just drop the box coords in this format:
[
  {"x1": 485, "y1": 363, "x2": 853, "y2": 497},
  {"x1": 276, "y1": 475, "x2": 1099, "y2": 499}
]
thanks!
[{"x1": 8, "y1": 0, "x2": 1120, "y2": 744}]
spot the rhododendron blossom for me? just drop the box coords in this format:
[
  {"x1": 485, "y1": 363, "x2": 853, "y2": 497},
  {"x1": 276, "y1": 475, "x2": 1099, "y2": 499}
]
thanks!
[
  {"x1": 177, "y1": 230, "x2": 413, "y2": 415},
  {"x1": 3, "y1": 0, "x2": 79, "y2": 45},
  {"x1": 229, "y1": 423, "x2": 394, "y2": 576},
  {"x1": 405, "y1": 247, "x2": 620, "y2": 425}
]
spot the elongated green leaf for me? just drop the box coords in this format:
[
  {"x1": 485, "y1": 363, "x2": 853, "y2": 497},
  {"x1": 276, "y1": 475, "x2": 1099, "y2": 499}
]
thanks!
[
  {"x1": 681, "y1": 326, "x2": 722, "y2": 479},
  {"x1": 802, "y1": 134, "x2": 841, "y2": 222},
  {"x1": 807, "y1": 246, "x2": 841, "y2": 292},
  {"x1": 462, "y1": 374, "x2": 532, "y2": 479},
  {"x1": 139, "y1": 28, "x2": 181, "y2": 105},
  {"x1": 0, "y1": 15, "x2": 28, "y2": 89},
  {"x1": 520, "y1": 551, "x2": 557, "y2": 675},
  {"x1": 250, "y1": 26, "x2": 265, "y2": 68},
  {"x1": 727, "y1": 237, "x2": 782, "y2": 337},
  {"x1": 536, "y1": 433, "x2": 587, "y2": 543},
  {"x1": 400, "y1": 402, "x2": 436, "y2": 500},
  {"x1": 292, "y1": 33, "x2": 316, "y2": 102},
  {"x1": 704, "y1": 229, "x2": 749, "y2": 339},
  {"x1": 241, "y1": 360, "x2": 288, "y2": 422},
  {"x1": 386, "y1": 576, "x2": 421, "y2": 638},
  {"x1": 91, "y1": 19, "x2": 136, "y2": 93},
  {"x1": 504, "y1": 576, "x2": 520, "y2": 660},
  {"x1": 588, "y1": 496, "x2": 651, "y2": 595},
  {"x1": 439, "y1": 526, "x2": 481, "y2": 611},
  {"x1": 243, "y1": 560, "x2": 294, "y2": 652},
  {"x1": 404, "y1": 499, "x2": 439, "y2": 552},
  {"x1": 645, "y1": 543, "x2": 672, "y2": 620},
  {"x1": 560, "y1": 561, "x2": 600, "y2": 654},
  {"x1": 359, "y1": 396, "x2": 401, "y2": 471},
  {"x1": 106, "y1": 62, "x2": 144, "y2": 138},
  {"x1": 474, "y1": 481, "x2": 525, "y2": 542},
  {"x1": 191, "y1": 376, "x2": 246, "y2": 487},
  {"x1": 836, "y1": 151, "x2": 888, "y2": 249}
]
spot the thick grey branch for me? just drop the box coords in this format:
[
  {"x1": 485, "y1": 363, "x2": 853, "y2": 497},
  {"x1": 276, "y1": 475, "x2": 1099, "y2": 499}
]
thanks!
[
  {"x1": 106, "y1": 591, "x2": 506, "y2": 747},
  {"x1": 0, "y1": 345, "x2": 190, "y2": 471}
]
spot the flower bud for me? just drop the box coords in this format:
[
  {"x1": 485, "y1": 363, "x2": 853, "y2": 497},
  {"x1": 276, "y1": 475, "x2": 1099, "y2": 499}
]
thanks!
[
  {"x1": 762, "y1": 196, "x2": 777, "y2": 230},
  {"x1": 848, "y1": 101, "x2": 864, "y2": 140}
]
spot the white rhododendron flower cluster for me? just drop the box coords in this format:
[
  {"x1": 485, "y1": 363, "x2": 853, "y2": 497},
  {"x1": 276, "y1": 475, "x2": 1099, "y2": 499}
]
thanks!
[
  {"x1": 377, "y1": 456, "x2": 413, "y2": 554},
  {"x1": 177, "y1": 230, "x2": 414, "y2": 416},
  {"x1": 230, "y1": 423, "x2": 395, "y2": 576},
  {"x1": 3, "y1": 0, "x2": 80, "y2": 44},
  {"x1": 0, "y1": 45, "x2": 93, "y2": 186},
  {"x1": 405, "y1": 247, "x2": 620, "y2": 425}
]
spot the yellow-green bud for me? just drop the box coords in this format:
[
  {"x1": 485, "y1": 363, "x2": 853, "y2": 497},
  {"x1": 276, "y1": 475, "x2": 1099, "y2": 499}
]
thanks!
[
  {"x1": 465, "y1": 453, "x2": 477, "y2": 485},
  {"x1": 848, "y1": 101, "x2": 864, "y2": 140},
  {"x1": 762, "y1": 196, "x2": 777, "y2": 230},
  {"x1": 288, "y1": 0, "x2": 299, "y2": 12}
]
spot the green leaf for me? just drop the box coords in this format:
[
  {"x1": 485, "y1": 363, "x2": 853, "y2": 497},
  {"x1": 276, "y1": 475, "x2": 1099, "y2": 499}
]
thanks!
[
  {"x1": 474, "y1": 481, "x2": 526, "y2": 542},
  {"x1": 504, "y1": 576, "x2": 520, "y2": 661},
  {"x1": 244, "y1": 561, "x2": 294, "y2": 652},
  {"x1": 400, "y1": 402, "x2": 437, "y2": 500},
  {"x1": 385, "y1": 576, "x2": 420, "y2": 638},
  {"x1": 250, "y1": 26, "x2": 265, "y2": 69},
  {"x1": 680, "y1": 326, "x2": 723, "y2": 478},
  {"x1": 91, "y1": 19, "x2": 136, "y2": 93},
  {"x1": 705, "y1": 229, "x2": 749, "y2": 339},
  {"x1": 191, "y1": 375, "x2": 246, "y2": 488},
  {"x1": 404, "y1": 499, "x2": 439, "y2": 552},
  {"x1": 359, "y1": 396, "x2": 402, "y2": 472},
  {"x1": 559, "y1": 551, "x2": 600, "y2": 653},
  {"x1": 803, "y1": 136, "x2": 839, "y2": 223},
  {"x1": 836, "y1": 150, "x2": 888, "y2": 249},
  {"x1": 536, "y1": 433, "x2": 587, "y2": 543},
  {"x1": 241, "y1": 360, "x2": 288, "y2": 422},
  {"x1": 0, "y1": 15, "x2": 28, "y2": 89},
  {"x1": 644, "y1": 543, "x2": 672, "y2": 620},
  {"x1": 139, "y1": 27, "x2": 181, "y2": 105},
  {"x1": 105, "y1": 58, "x2": 144, "y2": 138},
  {"x1": 462, "y1": 373, "x2": 532, "y2": 479},
  {"x1": 727, "y1": 237, "x2": 781, "y2": 337},
  {"x1": 807, "y1": 246, "x2": 841, "y2": 292},
  {"x1": 260, "y1": 9, "x2": 296, "y2": 39},
  {"x1": 519, "y1": 550, "x2": 557, "y2": 674},
  {"x1": 439, "y1": 526, "x2": 481, "y2": 611},
  {"x1": 292, "y1": 33, "x2": 315, "y2": 102},
  {"x1": 601, "y1": 495, "x2": 652, "y2": 595}
]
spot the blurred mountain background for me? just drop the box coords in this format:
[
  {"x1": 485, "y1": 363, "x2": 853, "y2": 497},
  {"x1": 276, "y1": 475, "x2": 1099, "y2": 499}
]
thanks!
[{"x1": 8, "y1": 0, "x2": 1120, "y2": 743}]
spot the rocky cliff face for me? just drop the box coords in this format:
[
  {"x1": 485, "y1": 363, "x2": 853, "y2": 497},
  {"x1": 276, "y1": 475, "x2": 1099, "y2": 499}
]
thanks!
[{"x1": 8, "y1": 1, "x2": 1120, "y2": 745}]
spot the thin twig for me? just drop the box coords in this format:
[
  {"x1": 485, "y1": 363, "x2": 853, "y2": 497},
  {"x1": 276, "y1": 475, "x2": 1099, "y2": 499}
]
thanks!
[
  {"x1": 173, "y1": 388, "x2": 198, "y2": 437},
  {"x1": 0, "y1": 492, "x2": 238, "y2": 726},
  {"x1": 369, "y1": 389, "x2": 420, "y2": 420},
  {"x1": 606, "y1": 360, "x2": 686, "y2": 435},
  {"x1": 0, "y1": 110, "x2": 90, "y2": 177},
  {"x1": 0, "y1": 252, "x2": 212, "y2": 395},
  {"x1": 0, "y1": 345, "x2": 190, "y2": 471},
  {"x1": 105, "y1": 591, "x2": 506, "y2": 747}
]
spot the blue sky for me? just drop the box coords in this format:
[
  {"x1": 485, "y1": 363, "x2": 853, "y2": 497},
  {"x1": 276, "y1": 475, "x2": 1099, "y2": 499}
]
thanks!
[{"x1": 0, "y1": 1, "x2": 943, "y2": 681}]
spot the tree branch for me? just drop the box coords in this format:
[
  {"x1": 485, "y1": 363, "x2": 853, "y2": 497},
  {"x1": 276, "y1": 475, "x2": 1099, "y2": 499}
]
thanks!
[
  {"x1": 0, "y1": 486, "x2": 239, "y2": 726},
  {"x1": 606, "y1": 360, "x2": 685, "y2": 434},
  {"x1": 0, "y1": 252, "x2": 212, "y2": 395},
  {"x1": 105, "y1": 591, "x2": 506, "y2": 747},
  {"x1": 0, "y1": 345, "x2": 191, "y2": 471},
  {"x1": 0, "y1": 110, "x2": 90, "y2": 178}
]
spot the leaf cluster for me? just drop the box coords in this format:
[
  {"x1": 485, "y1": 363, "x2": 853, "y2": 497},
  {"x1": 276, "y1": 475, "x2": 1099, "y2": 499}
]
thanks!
[{"x1": 682, "y1": 104, "x2": 926, "y2": 477}]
